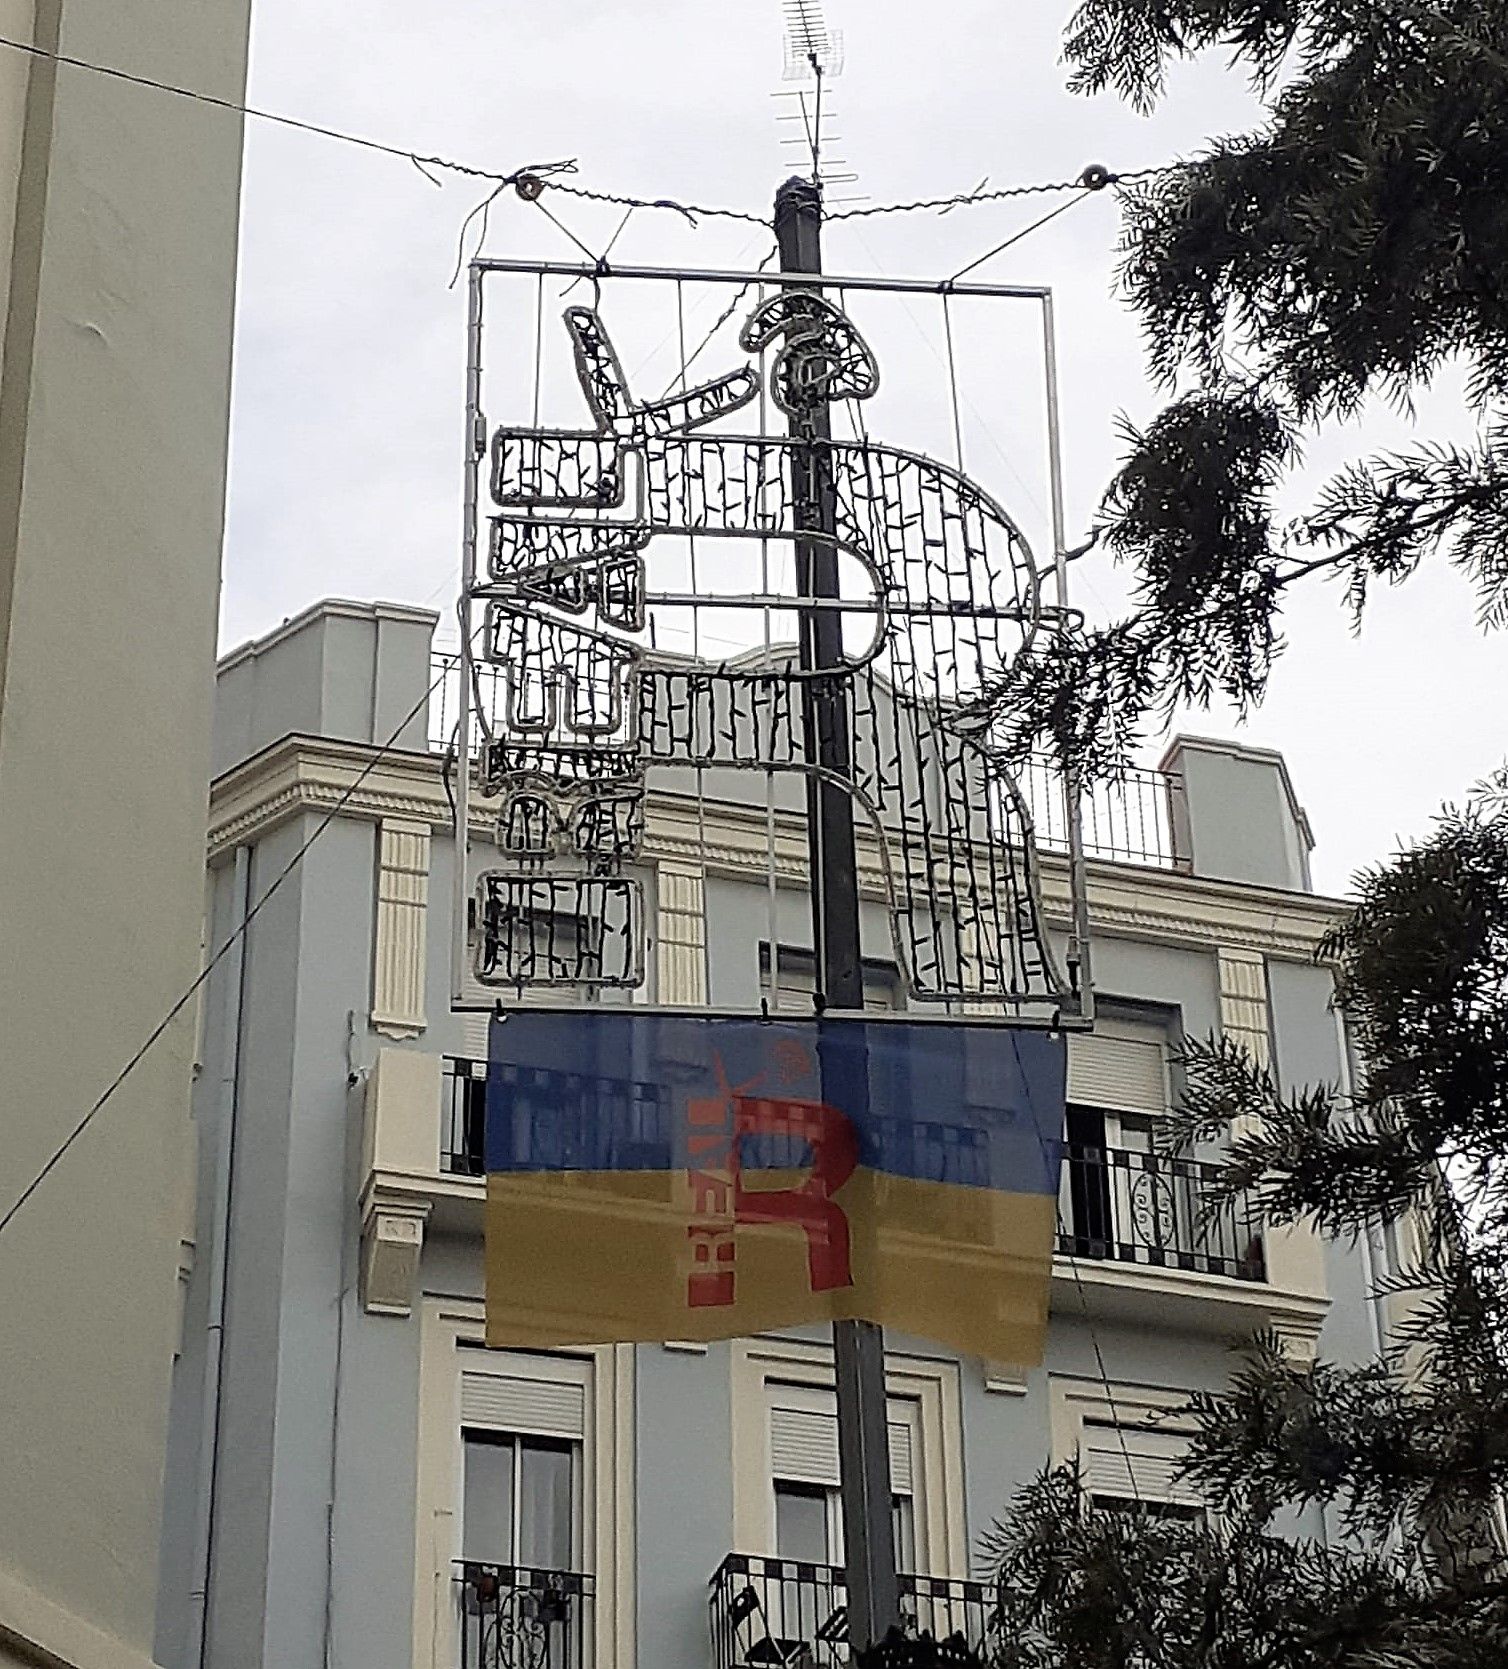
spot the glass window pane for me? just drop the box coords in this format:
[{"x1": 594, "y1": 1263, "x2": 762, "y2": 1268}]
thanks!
[
  {"x1": 775, "y1": 1481, "x2": 833, "y2": 1564},
  {"x1": 891, "y1": 1494, "x2": 916, "y2": 1573},
  {"x1": 1117, "y1": 1114, "x2": 1154, "y2": 1152},
  {"x1": 518, "y1": 1438, "x2": 575, "y2": 1570},
  {"x1": 462, "y1": 1432, "x2": 515, "y2": 1564}
]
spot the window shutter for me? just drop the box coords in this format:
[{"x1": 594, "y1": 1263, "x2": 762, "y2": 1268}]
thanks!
[
  {"x1": 887, "y1": 1419, "x2": 914, "y2": 1495},
  {"x1": 461, "y1": 1009, "x2": 490, "y2": 1061},
  {"x1": 771, "y1": 1406, "x2": 838, "y2": 1485},
  {"x1": 1067, "y1": 1031, "x2": 1166, "y2": 1116},
  {"x1": 462, "y1": 1371, "x2": 586, "y2": 1440},
  {"x1": 1081, "y1": 1423, "x2": 1199, "y2": 1505},
  {"x1": 770, "y1": 1405, "x2": 914, "y2": 1492}
]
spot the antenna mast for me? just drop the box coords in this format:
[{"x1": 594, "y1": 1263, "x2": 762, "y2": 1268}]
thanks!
[{"x1": 775, "y1": 2, "x2": 898, "y2": 1651}]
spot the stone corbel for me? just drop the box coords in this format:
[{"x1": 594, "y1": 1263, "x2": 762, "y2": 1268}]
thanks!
[
  {"x1": 360, "y1": 1194, "x2": 430, "y2": 1317},
  {"x1": 1267, "y1": 1310, "x2": 1324, "y2": 1367}
]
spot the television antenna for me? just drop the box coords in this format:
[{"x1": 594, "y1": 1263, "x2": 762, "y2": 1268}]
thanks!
[{"x1": 772, "y1": 0, "x2": 865, "y2": 205}]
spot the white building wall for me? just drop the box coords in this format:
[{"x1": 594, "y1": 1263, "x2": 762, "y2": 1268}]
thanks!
[{"x1": 0, "y1": 6, "x2": 251, "y2": 1665}]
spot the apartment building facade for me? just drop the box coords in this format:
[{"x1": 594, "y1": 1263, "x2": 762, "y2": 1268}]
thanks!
[
  {"x1": 159, "y1": 597, "x2": 1385, "y2": 1669},
  {"x1": 0, "y1": 7, "x2": 251, "y2": 1667}
]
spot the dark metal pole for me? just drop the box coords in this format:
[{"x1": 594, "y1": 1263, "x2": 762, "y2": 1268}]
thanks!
[{"x1": 775, "y1": 174, "x2": 900, "y2": 1651}]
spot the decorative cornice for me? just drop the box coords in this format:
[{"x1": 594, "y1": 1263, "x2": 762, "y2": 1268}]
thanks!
[{"x1": 208, "y1": 737, "x2": 1348, "y2": 961}]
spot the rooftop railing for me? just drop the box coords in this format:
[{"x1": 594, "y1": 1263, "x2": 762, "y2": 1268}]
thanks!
[{"x1": 428, "y1": 653, "x2": 1185, "y2": 872}]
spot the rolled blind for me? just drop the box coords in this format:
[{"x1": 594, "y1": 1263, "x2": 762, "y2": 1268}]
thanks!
[
  {"x1": 461, "y1": 1009, "x2": 490, "y2": 1061},
  {"x1": 462, "y1": 1371, "x2": 586, "y2": 1439},
  {"x1": 770, "y1": 1405, "x2": 914, "y2": 1492},
  {"x1": 1067, "y1": 1031, "x2": 1166, "y2": 1116},
  {"x1": 1081, "y1": 1423, "x2": 1199, "y2": 1505}
]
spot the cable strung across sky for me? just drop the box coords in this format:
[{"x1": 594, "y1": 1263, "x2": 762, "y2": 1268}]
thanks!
[{"x1": 0, "y1": 30, "x2": 1183, "y2": 232}]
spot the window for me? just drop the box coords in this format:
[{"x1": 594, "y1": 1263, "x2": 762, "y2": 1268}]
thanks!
[
  {"x1": 773, "y1": 1482, "x2": 918, "y2": 1573},
  {"x1": 768, "y1": 1384, "x2": 924, "y2": 1572},
  {"x1": 460, "y1": 1360, "x2": 587, "y2": 1572},
  {"x1": 1081, "y1": 1421, "x2": 1204, "y2": 1523},
  {"x1": 414, "y1": 1308, "x2": 634, "y2": 1669},
  {"x1": 730, "y1": 1339, "x2": 967, "y2": 1584},
  {"x1": 759, "y1": 945, "x2": 902, "y2": 1014},
  {"x1": 1062, "y1": 1019, "x2": 1178, "y2": 1262},
  {"x1": 1050, "y1": 1378, "x2": 1204, "y2": 1525},
  {"x1": 463, "y1": 1432, "x2": 578, "y2": 1569}
]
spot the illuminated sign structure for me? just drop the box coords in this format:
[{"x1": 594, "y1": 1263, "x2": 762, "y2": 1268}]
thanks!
[{"x1": 454, "y1": 260, "x2": 1090, "y2": 1024}]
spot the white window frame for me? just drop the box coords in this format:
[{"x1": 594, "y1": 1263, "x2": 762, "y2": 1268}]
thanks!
[
  {"x1": 730, "y1": 1337, "x2": 966, "y2": 1578},
  {"x1": 460, "y1": 1361, "x2": 588, "y2": 1570},
  {"x1": 759, "y1": 944, "x2": 903, "y2": 1014},
  {"x1": 1064, "y1": 1018, "x2": 1175, "y2": 1256},
  {"x1": 767, "y1": 1380, "x2": 923, "y2": 1569},
  {"x1": 1048, "y1": 1375, "x2": 1201, "y2": 1516},
  {"x1": 413, "y1": 1299, "x2": 636, "y2": 1669}
]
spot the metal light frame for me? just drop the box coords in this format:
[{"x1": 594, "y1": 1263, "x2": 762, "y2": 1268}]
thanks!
[{"x1": 451, "y1": 257, "x2": 1094, "y2": 1027}]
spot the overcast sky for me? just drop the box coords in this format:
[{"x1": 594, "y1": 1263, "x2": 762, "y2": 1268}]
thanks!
[{"x1": 221, "y1": 0, "x2": 1504, "y2": 896}]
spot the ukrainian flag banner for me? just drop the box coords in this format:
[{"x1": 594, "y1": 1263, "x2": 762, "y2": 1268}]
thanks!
[{"x1": 485, "y1": 1012, "x2": 1066, "y2": 1364}]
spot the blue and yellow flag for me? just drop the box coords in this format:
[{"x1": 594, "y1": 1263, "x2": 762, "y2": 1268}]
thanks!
[{"x1": 485, "y1": 1013, "x2": 1065, "y2": 1364}]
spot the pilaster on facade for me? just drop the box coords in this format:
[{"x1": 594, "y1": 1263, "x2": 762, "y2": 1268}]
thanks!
[
  {"x1": 655, "y1": 860, "x2": 708, "y2": 1005},
  {"x1": 372, "y1": 819, "x2": 431, "y2": 1039},
  {"x1": 1218, "y1": 946, "x2": 1273, "y2": 1067},
  {"x1": 1215, "y1": 944, "x2": 1329, "y2": 1359},
  {"x1": 360, "y1": 1050, "x2": 443, "y2": 1316}
]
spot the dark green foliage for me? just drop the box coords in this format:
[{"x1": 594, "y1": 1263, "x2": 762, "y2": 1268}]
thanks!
[
  {"x1": 980, "y1": 11, "x2": 1508, "y2": 1660},
  {"x1": 1008, "y1": 0, "x2": 1508, "y2": 771},
  {"x1": 983, "y1": 790, "x2": 1508, "y2": 1665},
  {"x1": 991, "y1": 392, "x2": 1294, "y2": 773},
  {"x1": 984, "y1": 1466, "x2": 1435, "y2": 1669},
  {"x1": 855, "y1": 1627, "x2": 984, "y2": 1669}
]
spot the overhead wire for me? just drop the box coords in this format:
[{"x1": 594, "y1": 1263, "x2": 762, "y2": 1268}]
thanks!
[
  {"x1": 0, "y1": 30, "x2": 1184, "y2": 237},
  {"x1": 947, "y1": 190, "x2": 1094, "y2": 286},
  {"x1": 0, "y1": 28, "x2": 512, "y2": 182},
  {"x1": 831, "y1": 163, "x2": 1176, "y2": 220}
]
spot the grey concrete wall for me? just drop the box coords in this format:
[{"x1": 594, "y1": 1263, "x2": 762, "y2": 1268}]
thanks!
[
  {"x1": 705, "y1": 874, "x2": 903, "y2": 1009},
  {"x1": 156, "y1": 856, "x2": 242, "y2": 1667},
  {"x1": 1266, "y1": 957, "x2": 1381, "y2": 1369},
  {"x1": 325, "y1": 1281, "x2": 425, "y2": 1667},
  {"x1": 213, "y1": 600, "x2": 438, "y2": 778},
  {"x1": 164, "y1": 815, "x2": 379, "y2": 1669},
  {"x1": 1090, "y1": 934, "x2": 1220, "y2": 1041},
  {"x1": 1163, "y1": 736, "x2": 1314, "y2": 892}
]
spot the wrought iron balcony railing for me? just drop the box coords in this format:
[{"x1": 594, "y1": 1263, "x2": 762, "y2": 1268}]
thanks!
[
  {"x1": 709, "y1": 1554, "x2": 992, "y2": 1669},
  {"x1": 443, "y1": 1055, "x2": 488, "y2": 1177},
  {"x1": 427, "y1": 652, "x2": 1185, "y2": 872},
  {"x1": 1058, "y1": 1142, "x2": 1265, "y2": 1283},
  {"x1": 456, "y1": 1563, "x2": 593, "y2": 1669}
]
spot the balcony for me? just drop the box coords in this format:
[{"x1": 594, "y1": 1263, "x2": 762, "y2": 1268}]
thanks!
[
  {"x1": 361, "y1": 1046, "x2": 1328, "y2": 1346},
  {"x1": 710, "y1": 1554, "x2": 991, "y2": 1669},
  {"x1": 444, "y1": 1055, "x2": 488, "y2": 1177},
  {"x1": 1057, "y1": 1142, "x2": 1265, "y2": 1284},
  {"x1": 456, "y1": 1563, "x2": 593, "y2": 1669}
]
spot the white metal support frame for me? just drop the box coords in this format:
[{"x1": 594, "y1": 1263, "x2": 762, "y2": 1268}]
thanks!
[{"x1": 450, "y1": 257, "x2": 1094, "y2": 1026}]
